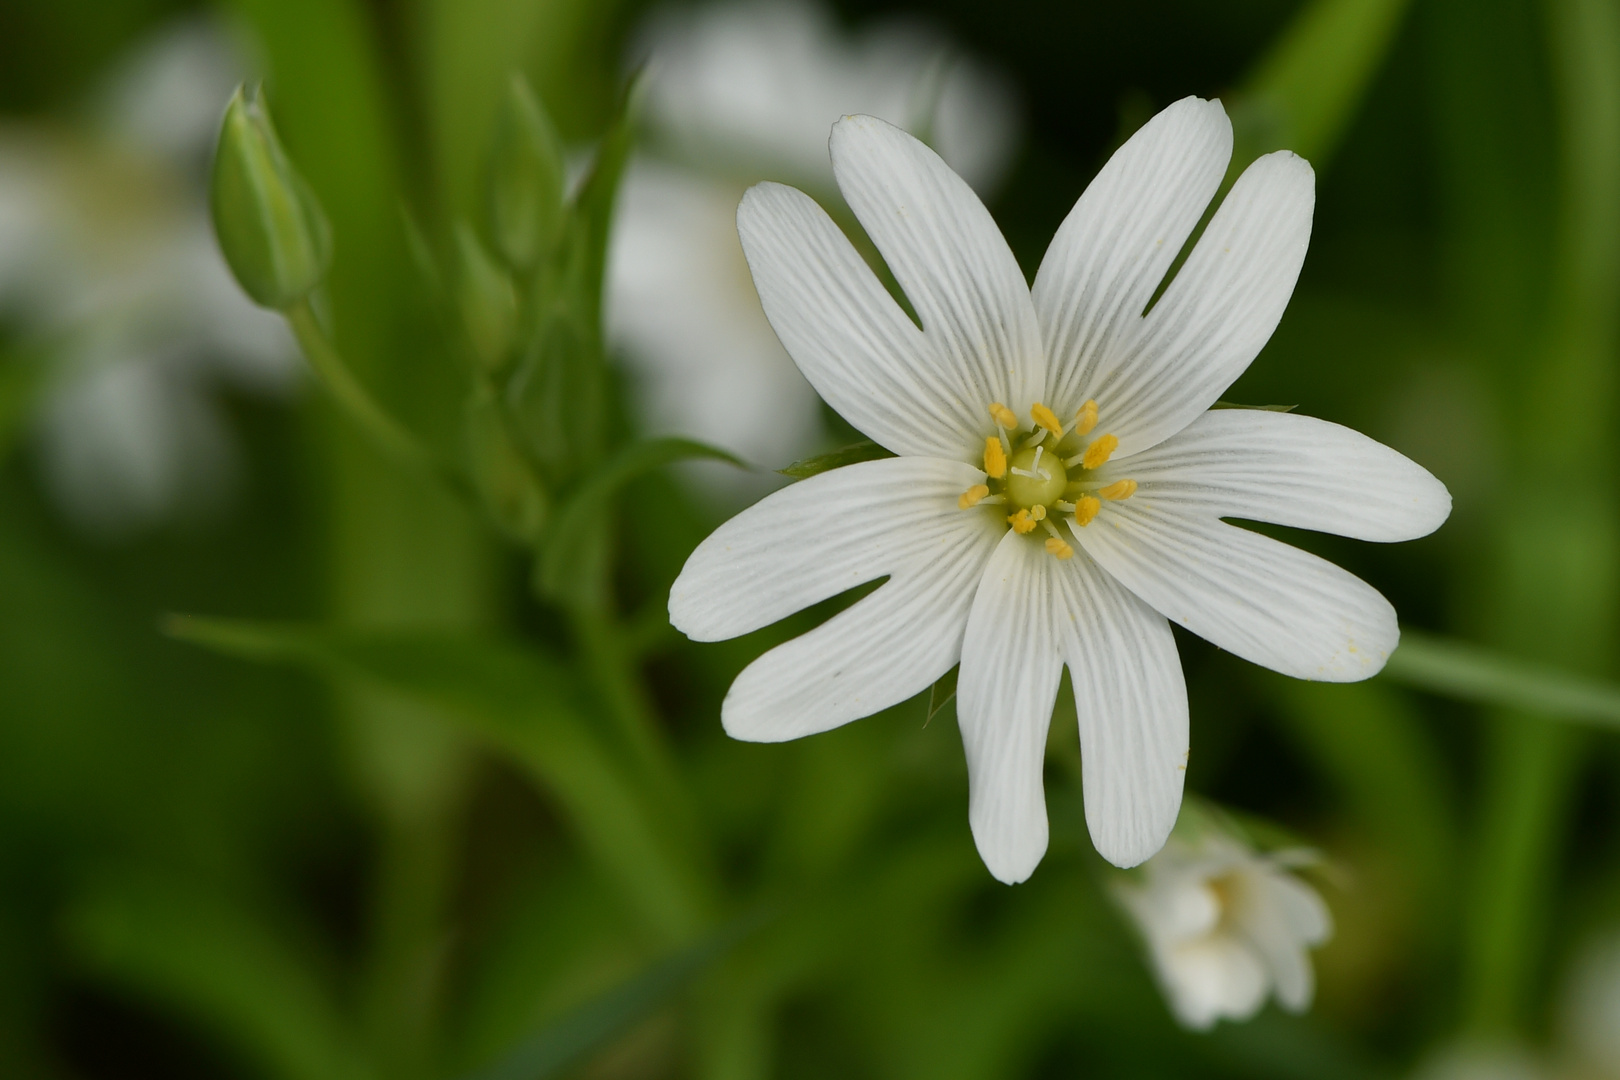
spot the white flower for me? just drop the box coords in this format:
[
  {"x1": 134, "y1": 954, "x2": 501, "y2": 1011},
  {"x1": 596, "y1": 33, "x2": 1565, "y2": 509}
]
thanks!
[
  {"x1": 668, "y1": 98, "x2": 1451, "y2": 882},
  {"x1": 1560, "y1": 932, "x2": 1620, "y2": 1078},
  {"x1": 0, "y1": 18, "x2": 294, "y2": 535},
  {"x1": 607, "y1": 0, "x2": 1017, "y2": 494},
  {"x1": 1112, "y1": 819, "x2": 1331, "y2": 1030}
]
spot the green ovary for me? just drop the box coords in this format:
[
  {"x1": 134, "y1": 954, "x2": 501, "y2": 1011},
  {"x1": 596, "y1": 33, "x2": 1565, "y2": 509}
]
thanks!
[{"x1": 1004, "y1": 446, "x2": 1068, "y2": 511}]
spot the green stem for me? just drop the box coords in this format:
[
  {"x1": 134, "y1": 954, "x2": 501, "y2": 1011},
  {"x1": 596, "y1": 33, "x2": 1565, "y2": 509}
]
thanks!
[
  {"x1": 1463, "y1": 718, "x2": 1578, "y2": 1031},
  {"x1": 569, "y1": 606, "x2": 704, "y2": 868},
  {"x1": 287, "y1": 300, "x2": 465, "y2": 495}
]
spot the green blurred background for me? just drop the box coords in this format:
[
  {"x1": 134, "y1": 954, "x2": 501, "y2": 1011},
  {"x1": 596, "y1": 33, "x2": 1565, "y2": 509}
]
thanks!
[{"x1": 0, "y1": 0, "x2": 1617, "y2": 1077}]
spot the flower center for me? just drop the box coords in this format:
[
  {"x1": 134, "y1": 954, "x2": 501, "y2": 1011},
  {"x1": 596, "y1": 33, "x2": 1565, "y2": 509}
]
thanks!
[{"x1": 956, "y1": 399, "x2": 1140, "y2": 561}]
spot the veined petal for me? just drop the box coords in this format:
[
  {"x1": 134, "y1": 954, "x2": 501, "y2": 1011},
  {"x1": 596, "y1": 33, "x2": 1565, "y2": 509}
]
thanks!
[
  {"x1": 957, "y1": 532, "x2": 1064, "y2": 883},
  {"x1": 1072, "y1": 504, "x2": 1398, "y2": 681},
  {"x1": 1049, "y1": 551, "x2": 1188, "y2": 867},
  {"x1": 831, "y1": 114, "x2": 1045, "y2": 420},
  {"x1": 722, "y1": 505, "x2": 1000, "y2": 742},
  {"x1": 670, "y1": 456, "x2": 992, "y2": 641},
  {"x1": 737, "y1": 182, "x2": 982, "y2": 457},
  {"x1": 1032, "y1": 97, "x2": 1231, "y2": 411},
  {"x1": 1098, "y1": 151, "x2": 1315, "y2": 457},
  {"x1": 1241, "y1": 873, "x2": 1330, "y2": 1012},
  {"x1": 1107, "y1": 409, "x2": 1452, "y2": 542}
]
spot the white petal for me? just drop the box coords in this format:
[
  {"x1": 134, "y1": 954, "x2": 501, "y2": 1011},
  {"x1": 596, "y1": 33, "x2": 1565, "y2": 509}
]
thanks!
[
  {"x1": 1097, "y1": 151, "x2": 1316, "y2": 457},
  {"x1": 1031, "y1": 97, "x2": 1231, "y2": 411},
  {"x1": 957, "y1": 532, "x2": 1063, "y2": 883},
  {"x1": 670, "y1": 456, "x2": 991, "y2": 641},
  {"x1": 722, "y1": 503, "x2": 1001, "y2": 742},
  {"x1": 1110, "y1": 409, "x2": 1452, "y2": 542},
  {"x1": 831, "y1": 114, "x2": 1045, "y2": 420},
  {"x1": 737, "y1": 182, "x2": 982, "y2": 458},
  {"x1": 1072, "y1": 505, "x2": 1398, "y2": 681},
  {"x1": 1240, "y1": 871, "x2": 1331, "y2": 1012},
  {"x1": 1049, "y1": 552, "x2": 1188, "y2": 867},
  {"x1": 1162, "y1": 937, "x2": 1268, "y2": 1029}
]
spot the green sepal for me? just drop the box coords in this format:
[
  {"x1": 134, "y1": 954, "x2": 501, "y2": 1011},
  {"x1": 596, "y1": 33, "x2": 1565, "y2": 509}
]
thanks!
[
  {"x1": 210, "y1": 85, "x2": 332, "y2": 310},
  {"x1": 1210, "y1": 401, "x2": 1298, "y2": 412},
  {"x1": 924, "y1": 666, "x2": 959, "y2": 728},
  {"x1": 454, "y1": 222, "x2": 519, "y2": 375},
  {"x1": 486, "y1": 74, "x2": 566, "y2": 272},
  {"x1": 465, "y1": 385, "x2": 549, "y2": 543},
  {"x1": 778, "y1": 440, "x2": 898, "y2": 480}
]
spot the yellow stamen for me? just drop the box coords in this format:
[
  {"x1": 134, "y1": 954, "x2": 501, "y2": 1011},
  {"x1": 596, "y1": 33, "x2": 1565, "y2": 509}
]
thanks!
[
  {"x1": 1072, "y1": 495, "x2": 1101, "y2": 527},
  {"x1": 1007, "y1": 508, "x2": 1037, "y2": 534},
  {"x1": 1030, "y1": 402, "x2": 1063, "y2": 438},
  {"x1": 1045, "y1": 536, "x2": 1074, "y2": 560},
  {"x1": 1031, "y1": 504, "x2": 1047, "y2": 521},
  {"x1": 989, "y1": 402, "x2": 1018, "y2": 429},
  {"x1": 983, "y1": 436, "x2": 1006, "y2": 479},
  {"x1": 1098, "y1": 479, "x2": 1138, "y2": 501},
  {"x1": 958, "y1": 484, "x2": 990, "y2": 509},
  {"x1": 1081, "y1": 433, "x2": 1119, "y2": 470},
  {"x1": 1074, "y1": 399, "x2": 1099, "y2": 436}
]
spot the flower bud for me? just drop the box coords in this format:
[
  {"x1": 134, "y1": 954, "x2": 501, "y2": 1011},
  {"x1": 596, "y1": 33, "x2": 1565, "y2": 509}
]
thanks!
[
  {"x1": 466, "y1": 387, "x2": 548, "y2": 543},
  {"x1": 211, "y1": 85, "x2": 332, "y2": 309},
  {"x1": 486, "y1": 74, "x2": 565, "y2": 271},
  {"x1": 454, "y1": 223, "x2": 518, "y2": 374}
]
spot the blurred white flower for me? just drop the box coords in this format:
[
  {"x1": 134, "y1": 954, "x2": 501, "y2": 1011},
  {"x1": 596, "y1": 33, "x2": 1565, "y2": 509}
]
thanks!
[
  {"x1": 0, "y1": 17, "x2": 294, "y2": 536},
  {"x1": 1410, "y1": 1042, "x2": 1551, "y2": 1080},
  {"x1": 1113, "y1": 813, "x2": 1332, "y2": 1029},
  {"x1": 607, "y1": 0, "x2": 1019, "y2": 494},
  {"x1": 1561, "y1": 931, "x2": 1620, "y2": 1079}
]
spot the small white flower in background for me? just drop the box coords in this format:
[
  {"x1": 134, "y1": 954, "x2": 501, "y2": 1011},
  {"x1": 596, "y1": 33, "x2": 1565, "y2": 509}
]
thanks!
[
  {"x1": 1410, "y1": 1043, "x2": 1552, "y2": 1080},
  {"x1": 1111, "y1": 810, "x2": 1331, "y2": 1030},
  {"x1": 1560, "y1": 931, "x2": 1620, "y2": 1078},
  {"x1": 0, "y1": 17, "x2": 294, "y2": 536},
  {"x1": 668, "y1": 97, "x2": 1451, "y2": 882},
  {"x1": 607, "y1": 0, "x2": 1017, "y2": 495}
]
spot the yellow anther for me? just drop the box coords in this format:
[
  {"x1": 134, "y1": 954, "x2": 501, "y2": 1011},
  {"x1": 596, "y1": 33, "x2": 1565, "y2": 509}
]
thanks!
[
  {"x1": 1031, "y1": 504, "x2": 1047, "y2": 521},
  {"x1": 958, "y1": 484, "x2": 990, "y2": 509},
  {"x1": 1081, "y1": 433, "x2": 1119, "y2": 470},
  {"x1": 1045, "y1": 536, "x2": 1074, "y2": 560},
  {"x1": 1098, "y1": 479, "x2": 1138, "y2": 501},
  {"x1": 1007, "y1": 508, "x2": 1037, "y2": 534},
  {"x1": 983, "y1": 436, "x2": 1006, "y2": 479},
  {"x1": 1030, "y1": 402, "x2": 1063, "y2": 437},
  {"x1": 1074, "y1": 399, "x2": 1099, "y2": 436},
  {"x1": 989, "y1": 402, "x2": 1018, "y2": 429},
  {"x1": 1072, "y1": 495, "x2": 1101, "y2": 527}
]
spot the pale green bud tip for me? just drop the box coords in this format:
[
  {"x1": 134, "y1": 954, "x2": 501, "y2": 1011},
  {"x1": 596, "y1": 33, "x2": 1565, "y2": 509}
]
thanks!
[
  {"x1": 454, "y1": 223, "x2": 518, "y2": 374},
  {"x1": 211, "y1": 85, "x2": 333, "y2": 309},
  {"x1": 486, "y1": 73, "x2": 564, "y2": 271}
]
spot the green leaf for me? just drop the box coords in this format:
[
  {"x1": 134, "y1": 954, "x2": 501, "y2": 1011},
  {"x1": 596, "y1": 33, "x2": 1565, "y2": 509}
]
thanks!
[
  {"x1": 1209, "y1": 401, "x2": 1298, "y2": 412},
  {"x1": 460, "y1": 914, "x2": 764, "y2": 1080},
  {"x1": 778, "y1": 440, "x2": 898, "y2": 480},
  {"x1": 65, "y1": 874, "x2": 364, "y2": 1080},
  {"x1": 564, "y1": 71, "x2": 643, "y2": 343},
  {"x1": 1235, "y1": 0, "x2": 1413, "y2": 167},
  {"x1": 165, "y1": 617, "x2": 708, "y2": 942},
  {"x1": 1383, "y1": 629, "x2": 1620, "y2": 728},
  {"x1": 537, "y1": 437, "x2": 746, "y2": 609}
]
